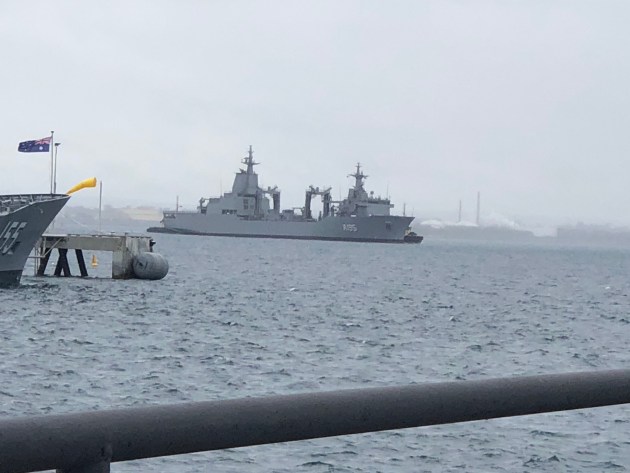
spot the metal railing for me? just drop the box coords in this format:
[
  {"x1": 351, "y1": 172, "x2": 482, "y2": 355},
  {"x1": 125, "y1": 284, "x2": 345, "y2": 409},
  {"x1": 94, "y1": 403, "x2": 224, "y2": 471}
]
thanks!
[
  {"x1": 1, "y1": 369, "x2": 629, "y2": 473},
  {"x1": 0, "y1": 194, "x2": 67, "y2": 214}
]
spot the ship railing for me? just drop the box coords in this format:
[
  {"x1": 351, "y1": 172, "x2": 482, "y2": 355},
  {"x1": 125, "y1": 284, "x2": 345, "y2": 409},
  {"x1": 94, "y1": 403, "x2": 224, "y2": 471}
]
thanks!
[
  {"x1": 0, "y1": 194, "x2": 66, "y2": 213},
  {"x1": 163, "y1": 209, "x2": 200, "y2": 215},
  {"x1": 0, "y1": 195, "x2": 38, "y2": 214},
  {"x1": 2, "y1": 369, "x2": 629, "y2": 473}
]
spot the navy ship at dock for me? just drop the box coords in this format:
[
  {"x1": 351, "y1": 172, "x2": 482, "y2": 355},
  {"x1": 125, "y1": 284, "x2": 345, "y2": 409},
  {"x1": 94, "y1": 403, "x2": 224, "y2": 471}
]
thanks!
[
  {"x1": 0, "y1": 194, "x2": 70, "y2": 288},
  {"x1": 148, "y1": 146, "x2": 421, "y2": 244}
]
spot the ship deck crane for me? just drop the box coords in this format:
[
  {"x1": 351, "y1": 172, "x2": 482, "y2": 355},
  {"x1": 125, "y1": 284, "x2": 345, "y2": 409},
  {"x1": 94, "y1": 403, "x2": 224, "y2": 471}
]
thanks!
[{"x1": 304, "y1": 186, "x2": 332, "y2": 220}]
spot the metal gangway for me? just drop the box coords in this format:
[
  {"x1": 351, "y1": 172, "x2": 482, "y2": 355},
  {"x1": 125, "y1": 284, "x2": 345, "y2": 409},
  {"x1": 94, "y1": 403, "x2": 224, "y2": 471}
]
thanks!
[{"x1": 1, "y1": 369, "x2": 629, "y2": 473}]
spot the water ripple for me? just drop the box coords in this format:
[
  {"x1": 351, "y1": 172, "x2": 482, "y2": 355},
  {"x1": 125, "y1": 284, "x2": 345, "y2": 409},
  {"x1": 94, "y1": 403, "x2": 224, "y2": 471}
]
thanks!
[{"x1": 1, "y1": 237, "x2": 629, "y2": 471}]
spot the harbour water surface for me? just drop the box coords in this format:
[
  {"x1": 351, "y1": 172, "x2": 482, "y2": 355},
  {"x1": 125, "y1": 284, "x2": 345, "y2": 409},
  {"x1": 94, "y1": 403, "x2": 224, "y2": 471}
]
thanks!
[{"x1": 1, "y1": 236, "x2": 629, "y2": 472}]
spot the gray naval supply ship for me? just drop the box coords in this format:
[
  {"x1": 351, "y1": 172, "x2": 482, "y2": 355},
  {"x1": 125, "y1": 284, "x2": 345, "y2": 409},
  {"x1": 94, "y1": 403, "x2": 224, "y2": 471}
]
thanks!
[
  {"x1": 148, "y1": 146, "x2": 422, "y2": 244},
  {"x1": 0, "y1": 194, "x2": 70, "y2": 288}
]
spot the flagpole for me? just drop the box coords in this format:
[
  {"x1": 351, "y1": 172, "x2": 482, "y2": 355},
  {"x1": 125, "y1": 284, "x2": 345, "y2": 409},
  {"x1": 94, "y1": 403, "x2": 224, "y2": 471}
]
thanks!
[
  {"x1": 49, "y1": 130, "x2": 54, "y2": 194},
  {"x1": 53, "y1": 143, "x2": 61, "y2": 194}
]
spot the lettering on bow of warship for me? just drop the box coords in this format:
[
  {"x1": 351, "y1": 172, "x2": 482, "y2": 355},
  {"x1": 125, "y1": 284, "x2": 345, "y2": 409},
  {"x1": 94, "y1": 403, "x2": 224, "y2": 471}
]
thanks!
[
  {"x1": 342, "y1": 224, "x2": 357, "y2": 232},
  {"x1": 0, "y1": 221, "x2": 27, "y2": 255}
]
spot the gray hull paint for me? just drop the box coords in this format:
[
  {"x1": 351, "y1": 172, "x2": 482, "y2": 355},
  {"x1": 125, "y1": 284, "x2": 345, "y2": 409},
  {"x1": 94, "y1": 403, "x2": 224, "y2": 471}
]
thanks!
[
  {"x1": 0, "y1": 195, "x2": 69, "y2": 288},
  {"x1": 157, "y1": 213, "x2": 415, "y2": 243},
  {"x1": 0, "y1": 270, "x2": 22, "y2": 288}
]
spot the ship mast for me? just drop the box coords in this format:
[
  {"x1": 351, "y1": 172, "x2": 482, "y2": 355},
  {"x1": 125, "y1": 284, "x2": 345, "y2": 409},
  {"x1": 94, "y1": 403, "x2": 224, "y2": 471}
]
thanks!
[
  {"x1": 348, "y1": 162, "x2": 367, "y2": 190},
  {"x1": 242, "y1": 145, "x2": 258, "y2": 175},
  {"x1": 241, "y1": 145, "x2": 259, "y2": 201}
]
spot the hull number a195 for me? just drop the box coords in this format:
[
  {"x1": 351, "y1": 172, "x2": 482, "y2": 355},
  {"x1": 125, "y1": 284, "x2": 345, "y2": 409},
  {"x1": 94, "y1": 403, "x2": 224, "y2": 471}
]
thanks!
[{"x1": 342, "y1": 223, "x2": 358, "y2": 232}]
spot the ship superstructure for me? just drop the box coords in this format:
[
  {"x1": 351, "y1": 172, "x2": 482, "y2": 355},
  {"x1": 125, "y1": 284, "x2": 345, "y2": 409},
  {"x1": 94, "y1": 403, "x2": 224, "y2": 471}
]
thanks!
[{"x1": 149, "y1": 146, "x2": 420, "y2": 243}]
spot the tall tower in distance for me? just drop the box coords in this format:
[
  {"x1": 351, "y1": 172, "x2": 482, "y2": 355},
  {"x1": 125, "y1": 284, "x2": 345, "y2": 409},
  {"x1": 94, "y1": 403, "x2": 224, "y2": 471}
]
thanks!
[{"x1": 476, "y1": 192, "x2": 481, "y2": 226}]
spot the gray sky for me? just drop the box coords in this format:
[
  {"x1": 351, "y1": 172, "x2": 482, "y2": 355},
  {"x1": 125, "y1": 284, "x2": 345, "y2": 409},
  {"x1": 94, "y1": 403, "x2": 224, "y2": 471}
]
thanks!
[{"x1": 2, "y1": 1, "x2": 629, "y2": 227}]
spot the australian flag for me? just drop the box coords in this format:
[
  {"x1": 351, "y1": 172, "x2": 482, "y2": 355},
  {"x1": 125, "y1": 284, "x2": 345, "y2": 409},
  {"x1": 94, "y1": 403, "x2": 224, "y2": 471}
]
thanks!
[{"x1": 18, "y1": 135, "x2": 51, "y2": 153}]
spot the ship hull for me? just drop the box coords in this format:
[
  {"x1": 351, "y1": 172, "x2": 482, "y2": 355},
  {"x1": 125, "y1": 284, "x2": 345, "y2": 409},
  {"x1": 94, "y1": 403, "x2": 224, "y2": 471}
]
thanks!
[
  {"x1": 0, "y1": 270, "x2": 22, "y2": 288},
  {"x1": 0, "y1": 195, "x2": 70, "y2": 288},
  {"x1": 149, "y1": 213, "x2": 415, "y2": 243}
]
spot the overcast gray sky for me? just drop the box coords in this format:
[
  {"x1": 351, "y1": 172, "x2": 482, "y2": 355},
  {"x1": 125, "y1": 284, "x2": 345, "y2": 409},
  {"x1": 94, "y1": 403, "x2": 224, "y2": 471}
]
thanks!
[{"x1": 1, "y1": 1, "x2": 629, "y2": 226}]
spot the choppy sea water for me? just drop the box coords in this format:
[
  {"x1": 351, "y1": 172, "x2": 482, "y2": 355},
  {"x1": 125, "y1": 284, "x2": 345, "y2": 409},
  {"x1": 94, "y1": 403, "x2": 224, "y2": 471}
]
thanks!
[{"x1": 1, "y1": 236, "x2": 629, "y2": 472}]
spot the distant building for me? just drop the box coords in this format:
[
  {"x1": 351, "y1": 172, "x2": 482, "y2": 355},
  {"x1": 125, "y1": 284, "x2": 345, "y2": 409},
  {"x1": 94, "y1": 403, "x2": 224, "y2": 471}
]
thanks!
[
  {"x1": 415, "y1": 221, "x2": 535, "y2": 242},
  {"x1": 118, "y1": 207, "x2": 163, "y2": 222}
]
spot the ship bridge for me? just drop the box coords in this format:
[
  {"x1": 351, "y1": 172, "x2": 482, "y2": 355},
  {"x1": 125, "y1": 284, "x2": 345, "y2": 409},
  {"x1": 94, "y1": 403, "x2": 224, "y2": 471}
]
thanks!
[{"x1": 336, "y1": 163, "x2": 393, "y2": 217}]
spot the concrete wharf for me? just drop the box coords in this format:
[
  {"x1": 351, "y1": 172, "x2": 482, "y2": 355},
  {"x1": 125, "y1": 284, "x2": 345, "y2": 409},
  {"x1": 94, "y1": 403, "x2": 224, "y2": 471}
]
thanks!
[{"x1": 35, "y1": 233, "x2": 156, "y2": 279}]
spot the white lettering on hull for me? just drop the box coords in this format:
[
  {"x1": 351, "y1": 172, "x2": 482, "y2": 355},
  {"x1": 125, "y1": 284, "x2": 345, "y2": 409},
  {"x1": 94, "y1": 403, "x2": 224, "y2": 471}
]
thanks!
[{"x1": 0, "y1": 221, "x2": 27, "y2": 255}]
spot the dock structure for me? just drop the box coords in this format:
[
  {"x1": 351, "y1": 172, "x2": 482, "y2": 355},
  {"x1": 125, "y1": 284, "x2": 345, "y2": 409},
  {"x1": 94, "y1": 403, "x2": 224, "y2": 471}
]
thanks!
[{"x1": 36, "y1": 233, "x2": 155, "y2": 279}]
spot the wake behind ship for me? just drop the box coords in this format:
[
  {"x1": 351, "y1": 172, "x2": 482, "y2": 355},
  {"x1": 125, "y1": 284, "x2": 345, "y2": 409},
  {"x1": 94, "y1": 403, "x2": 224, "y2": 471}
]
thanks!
[
  {"x1": 0, "y1": 194, "x2": 70, "y2": 288},
  {"x1": 148, "y1": 147, "x2": 421, "y2": 243}
]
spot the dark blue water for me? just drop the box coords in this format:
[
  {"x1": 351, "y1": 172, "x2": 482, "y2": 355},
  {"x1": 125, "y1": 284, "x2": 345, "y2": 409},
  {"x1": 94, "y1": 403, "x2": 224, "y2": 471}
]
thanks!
[{"x1": 1, "y1": 236, "x2": 629, "y2": 472}]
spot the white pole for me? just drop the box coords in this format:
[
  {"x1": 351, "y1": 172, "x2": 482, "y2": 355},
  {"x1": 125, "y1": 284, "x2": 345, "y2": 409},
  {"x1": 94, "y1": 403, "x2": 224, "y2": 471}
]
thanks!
[
  {"x1": 98, "y1": 181, "x2": 103, "y2": 233},
  {"x1": 53, "y1": 143, "x2": 60, "y2": 194},
  {"x1": 476, "y1": 191, "x2": 481, "y2": 226},
  {"x1": 49, "y1": 130, "x2": 54, "y2": 194}
]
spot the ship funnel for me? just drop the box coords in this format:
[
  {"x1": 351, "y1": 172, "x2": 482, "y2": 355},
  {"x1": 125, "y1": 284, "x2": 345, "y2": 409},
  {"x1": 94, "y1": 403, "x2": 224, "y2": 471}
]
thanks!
[{"x1": 66, "y1": 177, "x2": 97, "y2": 195}]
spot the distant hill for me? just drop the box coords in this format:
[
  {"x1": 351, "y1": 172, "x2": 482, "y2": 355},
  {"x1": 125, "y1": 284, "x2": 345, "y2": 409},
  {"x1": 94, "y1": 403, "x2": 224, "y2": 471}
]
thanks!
[{"x1": 53, "y1": 205, "x2": 161, "y2": 234}]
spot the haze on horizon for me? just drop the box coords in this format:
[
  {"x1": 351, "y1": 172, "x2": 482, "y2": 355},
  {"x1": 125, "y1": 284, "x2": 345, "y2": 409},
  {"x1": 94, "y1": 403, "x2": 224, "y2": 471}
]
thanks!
[{"x1": 1, "y1": 1, "x2": 629, "y2": 228}]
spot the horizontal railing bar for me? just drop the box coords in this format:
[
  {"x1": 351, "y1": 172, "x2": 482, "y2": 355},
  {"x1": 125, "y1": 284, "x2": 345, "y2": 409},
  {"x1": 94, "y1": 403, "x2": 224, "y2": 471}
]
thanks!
[{"x1": 1, "y1": 369, "x2": 629, "y2": 473}]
